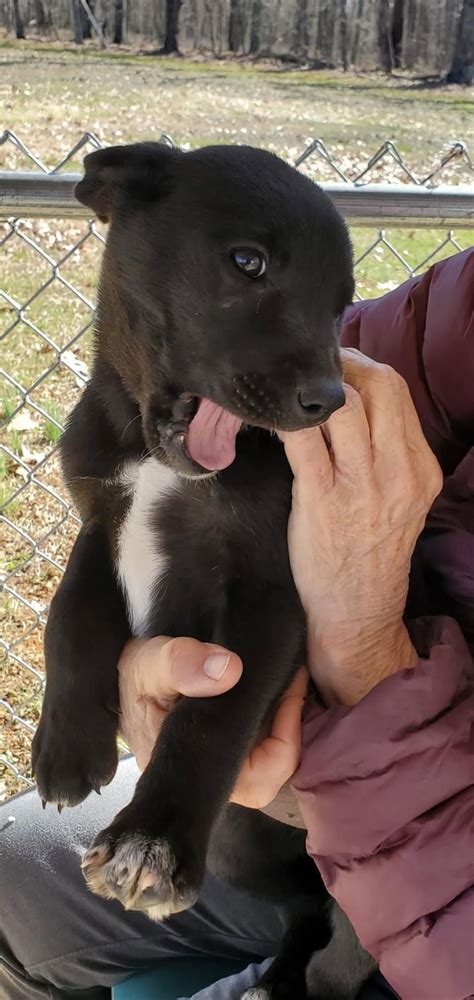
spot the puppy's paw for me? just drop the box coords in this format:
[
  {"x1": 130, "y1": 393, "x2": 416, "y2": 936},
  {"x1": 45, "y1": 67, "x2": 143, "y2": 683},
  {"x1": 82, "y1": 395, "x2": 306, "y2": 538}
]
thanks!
[
  {"x1": 82, "y1": 822, "x2": 201, "y2": 919},
  {"x1": 32, "y1": 706, "x2": 118, "y2": 808}
]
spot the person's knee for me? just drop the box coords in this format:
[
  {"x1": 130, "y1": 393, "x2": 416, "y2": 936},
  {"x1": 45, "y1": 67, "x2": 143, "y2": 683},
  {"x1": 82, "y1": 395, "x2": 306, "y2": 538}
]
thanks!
[{"x1": 0, "y1": 760, "x2": 140, "y2": 985}]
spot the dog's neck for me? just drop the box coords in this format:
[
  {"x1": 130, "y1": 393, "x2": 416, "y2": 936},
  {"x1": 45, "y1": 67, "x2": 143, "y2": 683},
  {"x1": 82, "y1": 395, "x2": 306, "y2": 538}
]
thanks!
[{"x1": 92, "y1": 356, "x2": 144, "y2": 453}]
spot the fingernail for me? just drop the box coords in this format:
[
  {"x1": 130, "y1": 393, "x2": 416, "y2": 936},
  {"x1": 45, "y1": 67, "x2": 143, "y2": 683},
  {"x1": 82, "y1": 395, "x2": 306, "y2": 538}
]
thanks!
[{"x1": 203, "y1": 652, "x2": 230, "y2": 680}]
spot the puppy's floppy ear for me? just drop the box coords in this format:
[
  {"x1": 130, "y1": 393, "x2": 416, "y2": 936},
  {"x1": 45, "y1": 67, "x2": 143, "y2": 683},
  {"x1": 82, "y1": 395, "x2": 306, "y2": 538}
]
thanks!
[{"x1": 75, "y1": 142, "x2": 179, "y2": 223}]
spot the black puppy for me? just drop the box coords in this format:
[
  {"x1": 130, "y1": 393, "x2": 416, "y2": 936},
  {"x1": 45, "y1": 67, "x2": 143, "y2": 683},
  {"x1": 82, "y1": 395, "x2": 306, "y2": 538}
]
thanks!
[{"x1": 32, "y1": 143, "x2": 374, "y2": 998}]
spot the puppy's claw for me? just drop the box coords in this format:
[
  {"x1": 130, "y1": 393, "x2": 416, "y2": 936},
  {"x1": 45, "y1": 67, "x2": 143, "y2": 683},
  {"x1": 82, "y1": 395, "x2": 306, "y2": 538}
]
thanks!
[
  {"x1": 41, "y1": 799, "x2": 47, "y2": 811},
  {"x1": 57, "y1": 803, "x2": 63, "y2": 814},
  {"x1": 91, "y1": 780, "x2": 102, "y2": 795},
  {"x1": 81, "y1": 845, "x2": 107, "y2": 870}
]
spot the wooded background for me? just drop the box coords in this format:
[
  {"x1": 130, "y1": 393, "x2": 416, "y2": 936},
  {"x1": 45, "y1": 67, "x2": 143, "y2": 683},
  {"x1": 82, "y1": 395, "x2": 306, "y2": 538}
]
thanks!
[{"x1": 1, "y1": 0, "x2": 473, "y2": 82}]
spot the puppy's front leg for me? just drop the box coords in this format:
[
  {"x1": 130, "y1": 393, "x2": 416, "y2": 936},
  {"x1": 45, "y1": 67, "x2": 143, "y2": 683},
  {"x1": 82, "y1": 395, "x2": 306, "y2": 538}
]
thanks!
[
  {"x1": 82, "y1": 585, "x2": 304, "y2": 918},
  {"x1": 32, "y1": 525, "x2": 130, "y2": 807}
]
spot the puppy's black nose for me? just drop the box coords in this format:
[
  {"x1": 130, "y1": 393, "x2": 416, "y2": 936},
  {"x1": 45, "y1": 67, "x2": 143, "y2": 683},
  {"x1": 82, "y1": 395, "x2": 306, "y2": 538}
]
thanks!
[{"x1": 297, "y1": 379, "x2": 346, "y2": 421}]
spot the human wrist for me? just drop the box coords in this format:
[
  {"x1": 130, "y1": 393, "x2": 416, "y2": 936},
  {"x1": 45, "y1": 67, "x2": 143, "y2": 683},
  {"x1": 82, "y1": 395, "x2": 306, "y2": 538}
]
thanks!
[{"x1": 308, "y1": 618, "x2": 418, "y2": 706}]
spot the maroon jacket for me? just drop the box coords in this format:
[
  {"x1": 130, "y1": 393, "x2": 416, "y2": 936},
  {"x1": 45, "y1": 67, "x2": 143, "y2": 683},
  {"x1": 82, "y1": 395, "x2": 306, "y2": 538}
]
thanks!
[{"x1": 292, "y1": 249, "x2": 474, "y2": 1000}]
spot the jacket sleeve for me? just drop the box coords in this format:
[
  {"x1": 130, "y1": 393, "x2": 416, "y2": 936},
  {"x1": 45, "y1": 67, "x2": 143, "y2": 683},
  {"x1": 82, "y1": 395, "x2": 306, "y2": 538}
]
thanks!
[
  {"x1": 292, "y1": 617, "x2": 474, "y2": 1000},
  {"x1": 421, "y1": 448, "x2": 474, "y2": 652},
  {"x1": 341, "y1": 247, "x2": 474, "y2": 477}
]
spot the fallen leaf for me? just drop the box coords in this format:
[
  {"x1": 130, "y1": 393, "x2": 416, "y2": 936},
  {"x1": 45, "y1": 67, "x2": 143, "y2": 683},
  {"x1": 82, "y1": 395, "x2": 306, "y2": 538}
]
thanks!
[
  {"x1": 9, "y1": 411, "x2": 39, "y2": 433},
  {"x1": 21, "y1": 444, "x2": 47, "y2": 466},
  {"x1": 62, "y1": 350, "x2": 89, "y2": 379}
]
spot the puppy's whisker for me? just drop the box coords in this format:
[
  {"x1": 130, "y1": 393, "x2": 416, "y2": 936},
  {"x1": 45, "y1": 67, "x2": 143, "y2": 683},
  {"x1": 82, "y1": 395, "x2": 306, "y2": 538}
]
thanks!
[
  {"x1": 121, "y1": 414, "x2": 142, "y2": 440},
  {"x1": 145, "y1": 445, "x2": 162, "y2": 460}
]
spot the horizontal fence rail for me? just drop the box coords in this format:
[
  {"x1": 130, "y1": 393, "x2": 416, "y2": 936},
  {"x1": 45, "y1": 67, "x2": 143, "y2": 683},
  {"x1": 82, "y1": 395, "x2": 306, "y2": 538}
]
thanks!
[
  {"x1": 1, "y1": 130, "x2": 473, "y2": 800},
  {"x1": 1, "y1": 173, "x2": 473, "y2": 227}
]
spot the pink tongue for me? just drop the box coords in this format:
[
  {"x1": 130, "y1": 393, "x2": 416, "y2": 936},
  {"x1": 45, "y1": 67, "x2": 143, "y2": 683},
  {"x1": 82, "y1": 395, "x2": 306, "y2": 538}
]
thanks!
[{"x1": 187, "y1": 398, "x2": 243, "y2": 471}]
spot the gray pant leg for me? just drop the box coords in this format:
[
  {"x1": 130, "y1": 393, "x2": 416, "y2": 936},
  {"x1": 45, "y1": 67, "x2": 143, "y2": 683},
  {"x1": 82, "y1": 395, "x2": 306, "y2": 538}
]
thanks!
[
  {"x1": 182, "y1": 959, "x2": 272, "y2": 999},
  {"x1": 185, "y1": 966, "x2": 398, "y2": 1000},
  {"x1": 0, "y1": 757, "x2": 283, "y2": 999}
]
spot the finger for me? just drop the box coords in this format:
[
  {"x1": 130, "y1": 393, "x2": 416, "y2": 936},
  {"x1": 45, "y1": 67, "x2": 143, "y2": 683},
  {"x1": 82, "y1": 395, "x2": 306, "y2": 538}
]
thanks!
[
  {"x1": 231, "y1": 669, "x2": 307, "y2": 809},
  {"x1": 137, "y1": 635, "x2": 243, "y2": 704},
  {"x1": 322, "y1": 383, "x2": 372, "y2": 476},
  {"x1": 133, "y1": 699, "x2": 164, "y2": 772},
  {"x1": 231, "y1": 733, "x2": 301, "y2": 809},
  {"x1": 270, "y1": 667, "x2": 309, "y2": 744},
  {"x1": 340, "y1": 347, "x2": 392, "y2": 390},
  {"x1": 340, "y1": 348, "x2": 408, "y2": 452},
  {"x1": 343, "y1": 355, "x2": 439, "y2": 489},
  {"x1": 279, "y1": 425, "x2": 333, "y2": 492}
]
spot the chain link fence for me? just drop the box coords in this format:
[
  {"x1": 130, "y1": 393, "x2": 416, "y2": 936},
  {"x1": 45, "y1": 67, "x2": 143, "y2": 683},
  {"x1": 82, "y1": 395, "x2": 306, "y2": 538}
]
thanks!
[{"x1": 1, "y1": 129, "x2": 473, "y2": 800}]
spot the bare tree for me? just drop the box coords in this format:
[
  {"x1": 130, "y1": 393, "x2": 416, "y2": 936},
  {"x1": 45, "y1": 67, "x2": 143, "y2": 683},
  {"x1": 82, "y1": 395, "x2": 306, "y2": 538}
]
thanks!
[
  {"x1": 378, "y1": 0, "x2": 394, "y2": 70},
  {"x1": 340, "y1": 0, "x2": 348, "y2": 68},
  {"x1": 249, "y1": 0, "x2": 261, "y2": 53},
  {"x1": 113, "y1": 0, "x2": 126, "y2": 42},
  {"x1": 229, "y1": 0, "x2": 243, "y2": 50},
  {"x1": 347, "y1": 0, "x2": 392, "y2": 69},
  {"x1": 294, "y1": 0, "x2": 309, "y2": 59},
  {"x1": 0, "y1": 0, "x2": 469, "y2": 76},
  {"x1": 448, "y1": 0, "x2": 474, "y2": 82},
  {"x1": 70, "y1": 0, "x2": 83, "y2": 42},
  {"x1": 399, "y1": 0, "x2": 462, "y2": 76},
  {"x1": 163, "y1": 0, "x2": 182, "y2": 52},
  {"x1": 81, "y1": 0, "x2": 91, "y2": 37},
  {"x1": 391, "y1": 0, "x2": 404, "y2": 66},
  {"x1": 12, "y1": 0, "x2": 25, "y2": 37},
  {"x1": 34, "y1": 0, "x2": 46, "y2": 27}
]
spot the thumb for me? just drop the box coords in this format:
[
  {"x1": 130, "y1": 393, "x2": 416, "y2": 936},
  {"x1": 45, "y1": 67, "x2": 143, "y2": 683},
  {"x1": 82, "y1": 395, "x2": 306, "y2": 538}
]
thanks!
[{"x1": 137, "y1": 635, "x2": 243, "y2": 703}]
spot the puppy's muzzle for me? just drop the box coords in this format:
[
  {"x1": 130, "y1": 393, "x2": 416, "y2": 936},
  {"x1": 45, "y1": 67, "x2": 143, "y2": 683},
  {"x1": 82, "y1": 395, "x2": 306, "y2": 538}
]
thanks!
[{"x1": 230, "y1": 373, "x2": 345, "y2": 430}]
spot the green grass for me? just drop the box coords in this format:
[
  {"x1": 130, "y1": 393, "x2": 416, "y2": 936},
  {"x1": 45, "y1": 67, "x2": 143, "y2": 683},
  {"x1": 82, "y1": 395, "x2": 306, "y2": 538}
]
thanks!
[
  {"x1": 43, "y1": 403, "x2": 63, "y2": 444},
  {"x1": 351, "y1": 227, "x2": 473, "y2": 298},
  {"x1": 1, "y1": 394, "x2": 16, "y2": 422}
]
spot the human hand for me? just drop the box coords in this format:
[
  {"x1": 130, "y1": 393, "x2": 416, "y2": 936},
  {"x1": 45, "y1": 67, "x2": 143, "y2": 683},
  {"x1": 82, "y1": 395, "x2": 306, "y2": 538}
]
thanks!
[
  {"x1": 118, "y1": 637, "x2": 307, "y2": 813},
  {"x1": 281, "y1": 349, "x2": 443, "y2": 705},
  {"x1": 118, "y1": 637, "x2": 242, "y2": 770}
]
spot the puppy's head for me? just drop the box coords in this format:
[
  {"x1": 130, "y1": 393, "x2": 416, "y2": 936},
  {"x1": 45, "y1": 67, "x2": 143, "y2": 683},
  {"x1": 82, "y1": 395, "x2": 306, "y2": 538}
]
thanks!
[{"x1": 76, "y1": 142, "x2": 354, "y2": 477}]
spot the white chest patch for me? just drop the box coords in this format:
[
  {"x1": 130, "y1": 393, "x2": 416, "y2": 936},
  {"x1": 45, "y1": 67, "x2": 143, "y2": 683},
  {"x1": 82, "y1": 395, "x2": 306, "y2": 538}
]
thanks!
[{"x1": 116, "y1": 457, "x2": 180, "y2": 636}]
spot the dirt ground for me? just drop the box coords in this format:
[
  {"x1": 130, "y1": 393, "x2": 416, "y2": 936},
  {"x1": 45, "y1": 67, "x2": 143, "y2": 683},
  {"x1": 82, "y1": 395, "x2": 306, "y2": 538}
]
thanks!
[{"x1": 1, "y1": 40, "x2": 473, "y2": 798}]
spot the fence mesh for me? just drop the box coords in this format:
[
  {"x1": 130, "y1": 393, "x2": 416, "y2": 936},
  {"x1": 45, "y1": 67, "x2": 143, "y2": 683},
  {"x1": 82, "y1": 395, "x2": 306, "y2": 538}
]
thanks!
[{"x1": 1, "y1": 131, "x2": 473, "y2": 800}]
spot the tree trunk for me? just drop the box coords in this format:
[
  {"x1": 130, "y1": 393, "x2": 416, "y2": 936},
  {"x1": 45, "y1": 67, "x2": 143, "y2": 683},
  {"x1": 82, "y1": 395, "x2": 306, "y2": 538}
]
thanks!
[
  {"x1": 70, "y1": 0, "x2": 83, "y2": 42},
  {"x1": 34, "y1": 0, "x2": 45, "y2": 28},
  {"x1": 340, "y1": 0, "x2": 348, "y2": 70},
  {"x1": 163, "y1": 0, "x2": 182, "y2": 52},
  {"x1": 12, "y1": 0, "x2": 25, "y2": 37},
  {"x1": 378, "y1": 0, "x2": 394, "y2": 70},
  {"x1": 249, "y1": 0, "x2": 261, "y2": 54},
  {"x1": 81, "y1": 0, "x2": 92, "y2": 39},
  {"x1": 348, "y1": 0, "x2": 392, "y2": 70},
  {"x1": 399, "y1": 0, "x2": 462, "y2": 76},
  {"x1": 391, "y1": 0, "x2": 404, "y2": 67},
  {"x1": 294, "y1": 0, "x2": 309, "y2": 59},
  {"x1": 448, "y1": 0, "x2": 474, "y2": 82},
  {"x1": 113, "y1": 0, "x2": 125, "y2": 42},
  {"x1": 229, "y1": 0, "x2": 243, "y2": 51}
]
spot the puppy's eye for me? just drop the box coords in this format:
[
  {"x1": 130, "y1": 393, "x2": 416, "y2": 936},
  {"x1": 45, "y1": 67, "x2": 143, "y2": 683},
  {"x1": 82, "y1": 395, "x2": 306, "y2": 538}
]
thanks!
[{"x1": 230, "y1": 248, "x2": 266, "y2": 279}]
